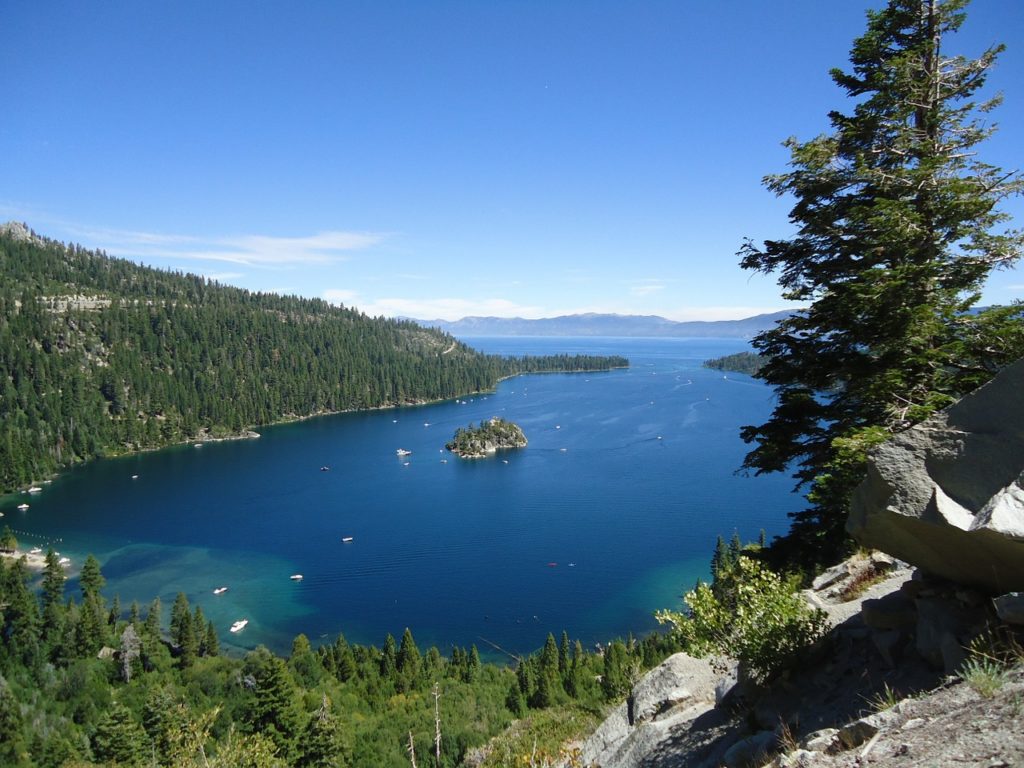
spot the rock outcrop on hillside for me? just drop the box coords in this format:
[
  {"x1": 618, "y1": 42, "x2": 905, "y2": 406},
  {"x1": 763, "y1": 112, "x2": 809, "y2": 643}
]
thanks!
[
  {"x1": 575, "y1": 557, "x2": 1023, "y2": 767},
  {"x1": 847, "y1": 357, "x2": 1024, "y2": 594}
]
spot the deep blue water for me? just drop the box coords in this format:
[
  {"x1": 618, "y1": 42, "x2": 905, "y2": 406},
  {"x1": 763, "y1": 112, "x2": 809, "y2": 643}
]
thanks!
[{"x1": 3, "y1": 337, "x2": 800, "y2": 660}]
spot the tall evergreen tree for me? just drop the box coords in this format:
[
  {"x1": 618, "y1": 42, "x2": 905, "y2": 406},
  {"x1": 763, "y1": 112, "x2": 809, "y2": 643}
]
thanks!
[
  {"x1": 297, "y1": 695, "x2": 352, "y2": 768},
  {"x1": 558, "y1": 631, "x2": 571, "y2": 680},
  {"x1": 379, "y1": 633, "x2": 398, "y2": 682},
  {"x1": 331, "y1": 633, "x2": 357, "y2": 683},
  {"x1": 396, "y1": 627, "x2": 422, "y2": 692},
  {"x1": 250, "y1": 652, "x2": 302, "y2": 761},
  {"x1": 78, "y1": 554, "x2": 105, "y2": 599},
  {"x1": 40, "y1": 549, "x2": 66, "y2": 640},
  {"x1": 601, "y1": 641, "x2": 630, "y2": 702},
  {"x1": 0, "y1": 674, "x2": 26, "y2": 766},
  {"x1": 737, "y1": 0, "x2": 1024, "y2": 566},
  {"x1": 143, "y1": 597, "x2": 162, "y2": 638},
  {"x1": 92, "y1": 702, "x2": 148, "y2": 767}
]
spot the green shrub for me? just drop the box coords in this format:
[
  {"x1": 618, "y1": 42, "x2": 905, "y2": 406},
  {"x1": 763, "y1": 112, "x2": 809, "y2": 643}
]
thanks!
[
  {"x1": 656, "y1": 557, "x2": 829, "y2": 683},
  {"x1": 960, "y1": 658, "x2": 1009, "y2": 699}
]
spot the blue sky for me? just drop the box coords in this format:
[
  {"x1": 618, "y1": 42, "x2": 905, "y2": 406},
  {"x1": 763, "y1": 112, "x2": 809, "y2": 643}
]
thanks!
[{"x1": 3, "y1": 1, "x2": 1022, "y2": 321}]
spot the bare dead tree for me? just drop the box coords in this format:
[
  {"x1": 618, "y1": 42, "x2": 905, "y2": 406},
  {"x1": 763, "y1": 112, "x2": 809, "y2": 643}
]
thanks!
[{"x1": 433, "y1": 682, "x2": 442, "y2": 768}]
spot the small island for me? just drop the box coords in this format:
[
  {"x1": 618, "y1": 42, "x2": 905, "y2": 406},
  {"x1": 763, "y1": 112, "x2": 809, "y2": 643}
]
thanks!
[
  {"x1": 446, "y1": 417, "x2": 527, "y2": 458},
  {"x1": 703, "y1": 350, "x2": 766, "y2": 376}
]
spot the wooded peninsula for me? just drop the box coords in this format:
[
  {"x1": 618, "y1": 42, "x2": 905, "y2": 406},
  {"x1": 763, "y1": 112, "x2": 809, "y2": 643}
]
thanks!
[{"x1": 0, "y1": 225, "x2": 626, "y2": 493}]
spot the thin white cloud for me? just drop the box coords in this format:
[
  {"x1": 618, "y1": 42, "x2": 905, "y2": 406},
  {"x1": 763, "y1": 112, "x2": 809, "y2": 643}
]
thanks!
[
  {"x1": 200, "y1": 271, "x2": 244, "y2": 283},
  {"x1": 660, "y1": 305, "x2": 801, "y2": 322},
  {"x1": 68, "y1": 225, "x2": 385, "y2": 266},
  {"x1": 323, "y1": 289, "x2": 359, "y2": 305},
  {"x1": 629, "y1": 283, "x2": 666, "y2": 297},
  {"x1": 343, "y1": 296, "x2": 546, "y2": 321}
]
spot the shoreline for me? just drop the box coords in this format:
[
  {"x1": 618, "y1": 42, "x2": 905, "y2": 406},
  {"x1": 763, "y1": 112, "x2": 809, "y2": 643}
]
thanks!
[
  {"x1": 0, "y1": 364, "x2": 625, "y2": 495},
  {"x1": 1, "y1": 548, "x2": 50, "y2": 571}
]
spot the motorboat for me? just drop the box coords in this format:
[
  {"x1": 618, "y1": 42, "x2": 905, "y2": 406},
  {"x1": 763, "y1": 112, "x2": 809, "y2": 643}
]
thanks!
[
  {"x1": 230, "y1": 619, "x2": 248, "y2": 633},
  {"x1": 213, "y1": 587, "x2": 228, "y2": 595}
]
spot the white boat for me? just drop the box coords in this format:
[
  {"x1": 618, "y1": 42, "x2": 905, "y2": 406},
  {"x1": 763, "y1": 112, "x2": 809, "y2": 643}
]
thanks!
[
  {"x1": 230, "y1": 619, "x2": 248, "y2": 633},
  {"x1": 17, "y1": 503, "x2": 29, "y2": 511},
  {"x1": 58, "y1": 557, "x2": 71, "y2": 566},
  {"x1": 396, "y1": 448, "x2": 412, "y2": 456},
  {"x1": 290, "y1": 574, "x2": 303, "y2": 581},
  {"x1": 131, "y1": 474, "x2": 139, "y2": 479},
  {"x1": 29, "y1": 548, "x2": 42, "y2": 555},
  {"x1": 27, "y1": 486, "x2": 43, "y2": 493},
  {"x1": 213, "y1": 586, "x2": 228, "y2": 595},
  {"x1": 341, "y1": 536, "x2": 354, "y2": 543}
]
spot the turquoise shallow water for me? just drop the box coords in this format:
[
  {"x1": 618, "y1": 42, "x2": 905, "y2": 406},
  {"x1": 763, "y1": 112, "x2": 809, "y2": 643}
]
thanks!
[{"x1": 3, "y1": 336, "x2": 800, "y2": 659}]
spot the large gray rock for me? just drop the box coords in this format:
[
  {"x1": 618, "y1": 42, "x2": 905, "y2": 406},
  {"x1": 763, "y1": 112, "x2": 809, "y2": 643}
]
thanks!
[
  {"x1": 847, "y1": 357, "x2": 1024, "y2": 594},
  {"x1": 578, "y1": 653, "x2": 726, "y2": 768},
  {"x1": 630, "y1": 652, "x2": 721, "y2": 724}
]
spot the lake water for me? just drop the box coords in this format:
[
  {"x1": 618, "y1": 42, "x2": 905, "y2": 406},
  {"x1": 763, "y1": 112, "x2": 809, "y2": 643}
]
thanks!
[{"x1": 3, "y1": 337, "x2": 800, "y2": 660}]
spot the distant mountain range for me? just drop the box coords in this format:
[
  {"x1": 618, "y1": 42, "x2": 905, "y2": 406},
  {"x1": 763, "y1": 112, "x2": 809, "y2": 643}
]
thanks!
[{"x1": 413, "y1": 310, "x2": 794, "y2": 338}]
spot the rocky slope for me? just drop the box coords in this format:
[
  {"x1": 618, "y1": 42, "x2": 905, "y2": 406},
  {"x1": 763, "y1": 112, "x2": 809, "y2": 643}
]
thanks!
[{"x1": 576, "y1": 556, "x2": 1024, "y2": 768}]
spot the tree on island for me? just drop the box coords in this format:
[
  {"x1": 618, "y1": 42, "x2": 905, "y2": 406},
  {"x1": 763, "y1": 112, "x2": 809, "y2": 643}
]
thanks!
[
  {"x1": 446, "y1": 417, "x2": 527, "y2": 457},
  {"x1": 738, "y1": 0, "x2": 1024, "y2": 567},
  {"x1": 0, "y1": 525, "x2": 16, "y2": 553}
]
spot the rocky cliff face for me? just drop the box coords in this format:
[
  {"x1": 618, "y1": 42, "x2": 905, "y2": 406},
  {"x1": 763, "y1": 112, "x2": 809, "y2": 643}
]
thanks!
[
  {"x1": 575, "y1": 556, "x2": 1024, "y2": 768},
  {"x1": 847, "y1": 357, "x2": 1024, "y2": 594}
]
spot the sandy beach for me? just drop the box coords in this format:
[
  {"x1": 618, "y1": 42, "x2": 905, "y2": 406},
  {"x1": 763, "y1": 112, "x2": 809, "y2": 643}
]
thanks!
[{"x1": 1, "y1": 548, "x2": 52, "y2": 570}]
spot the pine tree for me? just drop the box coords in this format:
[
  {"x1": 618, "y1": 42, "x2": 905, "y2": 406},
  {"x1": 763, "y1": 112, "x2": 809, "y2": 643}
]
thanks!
[
  {"x1": 297, "y1": 695, "x2": 351, "y2": 768},
  {"x1": 2, "y1": 558, "x2": 41, "y2": 666},
  {"x1": 40, "y1": 549, "x2": 67, "y2": 640},
  {"x1": 289, "y1": 633, "x2": 321, "y2": 688},
  {"x1": 737, "y1": 0, "x2": 1024, "y2": 566},
  {"x1": 0, "y1": 674, "x2": 26, "y2": 766},
  {"x1": 379, "y1": 633, "x2": 398, "y2": 681},
  {"x1": 250, "y1": 653, "x2": 302, "y2": 761},
  {"x1": 92, "y1": 702, "x2": 148, "y2": 767},
  {"x1": 143, "y1": 596, "x2": 162, "y2": 638},
  {"x1": 558, "y1": 631, "x2": 571, "y2": 680},
  {"x1": 205, "y1": 619, "x2": 220, "y2": 657},
  {"x1": 601, "y1": 641, "x2": 630, "y2": 702},
  {"x1": 466, "y1": 644, "x2": 481, "y2": 683},
  {"x1": 332, "y1": 633, "x2": 357, "y2": 682},
  {"x1": 0, "y1": 525, "x2": 16, "y2": 552},
  {"x1": 78, "y1": 554, "x2": 105, "y2": 599},
  {"x1": 170, "y1": 593, "x2": 197, "y2": 667},
  {"x1": 396, "y1": 628, "x2": 422, "y2": 692}
]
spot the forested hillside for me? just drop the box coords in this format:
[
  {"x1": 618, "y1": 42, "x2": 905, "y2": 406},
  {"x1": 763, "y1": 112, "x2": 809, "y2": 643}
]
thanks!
[
  {"x1": 0, "y1": 549, "x2": 679, "y2": 767},
  {"x1": 0, "y1": 224, "x2": 626, "y2": 492}
]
